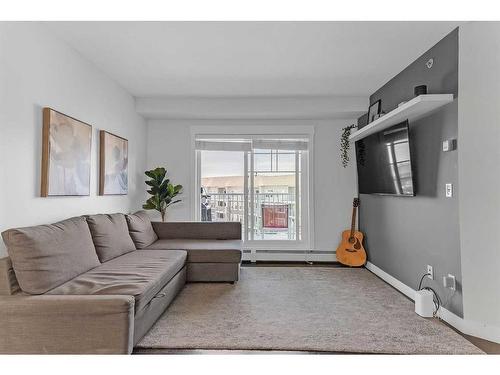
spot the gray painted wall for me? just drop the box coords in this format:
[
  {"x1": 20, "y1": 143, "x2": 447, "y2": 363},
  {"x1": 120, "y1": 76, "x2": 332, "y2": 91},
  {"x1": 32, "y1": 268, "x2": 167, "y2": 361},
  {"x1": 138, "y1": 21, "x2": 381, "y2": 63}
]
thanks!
[{"x1": 357, "y1": 29, "x2": 463, "y2": 316}]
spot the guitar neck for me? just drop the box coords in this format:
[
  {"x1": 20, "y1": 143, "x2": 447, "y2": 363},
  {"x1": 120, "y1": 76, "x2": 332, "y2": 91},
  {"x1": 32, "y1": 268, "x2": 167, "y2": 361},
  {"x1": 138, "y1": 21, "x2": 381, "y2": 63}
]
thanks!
[{"x1": 349, "y1": 206, "x2": 357, "y2": 237}]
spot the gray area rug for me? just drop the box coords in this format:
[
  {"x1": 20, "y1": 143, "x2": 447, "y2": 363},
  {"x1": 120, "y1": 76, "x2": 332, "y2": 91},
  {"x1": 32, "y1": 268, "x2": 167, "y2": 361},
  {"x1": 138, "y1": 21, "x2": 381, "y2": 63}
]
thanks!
[{"x1": 137, "y1": 267, "x2": 483, "y2": 354}]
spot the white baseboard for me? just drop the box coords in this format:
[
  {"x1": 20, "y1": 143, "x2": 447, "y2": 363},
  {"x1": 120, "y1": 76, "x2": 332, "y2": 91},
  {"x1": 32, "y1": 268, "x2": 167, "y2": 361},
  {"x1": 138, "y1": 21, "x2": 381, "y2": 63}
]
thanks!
[
  {"x1": 365, "y1": 261, "x2": 500, "y2": 344},
  {"x1": 365, "y1": 261, "x2": 416, "y2": 300}
]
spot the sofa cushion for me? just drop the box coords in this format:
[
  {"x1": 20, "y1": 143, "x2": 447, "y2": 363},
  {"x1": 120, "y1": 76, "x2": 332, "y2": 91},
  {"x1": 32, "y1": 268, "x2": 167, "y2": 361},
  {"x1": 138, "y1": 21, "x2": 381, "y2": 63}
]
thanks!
[
  {"x1": 46, "y1": 250, "x2": 187, "y2": 313},
  {"x1": 1, "y1": 217, "x2": 100, "y2": 294},
  {"x1": 86, "y1": 213, "x2": 136, "y2": 262},
  {"x1": 126, "y1": 211, "x2": 158, "y2": 249},
  {"x1": 145, "y1": 239, "x2": 242, "y2": 263}
]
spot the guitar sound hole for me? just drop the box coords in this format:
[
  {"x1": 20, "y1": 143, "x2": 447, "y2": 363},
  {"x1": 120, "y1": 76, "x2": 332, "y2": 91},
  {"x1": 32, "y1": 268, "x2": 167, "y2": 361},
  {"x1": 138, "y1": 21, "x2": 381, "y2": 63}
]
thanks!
[{"x1": 348, "y1": 237, "x2": 356, "y2": 244}]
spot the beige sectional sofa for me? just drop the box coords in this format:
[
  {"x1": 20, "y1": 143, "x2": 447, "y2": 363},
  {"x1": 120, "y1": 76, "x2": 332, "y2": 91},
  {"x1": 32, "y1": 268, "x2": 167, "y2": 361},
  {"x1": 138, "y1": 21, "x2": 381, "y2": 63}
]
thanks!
[{"x1": 0, "y1": 211, "x2": 242, "y2": 354}]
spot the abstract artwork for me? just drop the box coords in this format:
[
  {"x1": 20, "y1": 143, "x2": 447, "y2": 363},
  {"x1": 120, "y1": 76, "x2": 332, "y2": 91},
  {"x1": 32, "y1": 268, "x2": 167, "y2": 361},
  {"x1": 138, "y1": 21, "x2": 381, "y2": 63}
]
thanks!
[
  {"x1": 99, "y1": 131, "x2": 128, "y2": 195},
  {"x1": 41, "y1": 108, "x2": 92, "y2": 197}
]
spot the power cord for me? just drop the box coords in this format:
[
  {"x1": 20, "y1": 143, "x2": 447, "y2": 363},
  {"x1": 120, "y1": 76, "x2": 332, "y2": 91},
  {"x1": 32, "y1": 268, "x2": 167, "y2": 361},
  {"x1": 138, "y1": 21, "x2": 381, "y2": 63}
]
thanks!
[
  {"x1": 417, "y1": 272, "x2": 442, "y2": 317},
  {"x1": 417, "y1": 272, "x2": 430, "y2": 290}
]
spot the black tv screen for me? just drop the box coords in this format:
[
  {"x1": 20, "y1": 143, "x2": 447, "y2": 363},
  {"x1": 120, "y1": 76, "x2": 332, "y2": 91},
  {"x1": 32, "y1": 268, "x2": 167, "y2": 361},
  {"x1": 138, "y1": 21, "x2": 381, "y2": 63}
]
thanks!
[{"x1": 356, "y1": 121, "x2": 415, "y2": 196}]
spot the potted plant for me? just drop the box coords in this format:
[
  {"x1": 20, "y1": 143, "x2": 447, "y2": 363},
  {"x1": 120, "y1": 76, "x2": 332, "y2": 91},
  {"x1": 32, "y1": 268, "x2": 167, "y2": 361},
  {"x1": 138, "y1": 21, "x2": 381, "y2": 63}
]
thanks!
[
  {"x1": 142, "y1": 167, "x2": 183, "y2": 222},
  {"x1": 340, "y1": 124, "x2": 356, "y2": 168}
]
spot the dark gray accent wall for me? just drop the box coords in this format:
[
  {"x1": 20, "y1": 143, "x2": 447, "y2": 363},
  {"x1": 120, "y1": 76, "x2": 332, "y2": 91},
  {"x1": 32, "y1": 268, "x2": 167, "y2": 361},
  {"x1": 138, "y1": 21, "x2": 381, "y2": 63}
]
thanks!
[{"x1": 357, "y1": 28, "x2": 463, "y2": 316}]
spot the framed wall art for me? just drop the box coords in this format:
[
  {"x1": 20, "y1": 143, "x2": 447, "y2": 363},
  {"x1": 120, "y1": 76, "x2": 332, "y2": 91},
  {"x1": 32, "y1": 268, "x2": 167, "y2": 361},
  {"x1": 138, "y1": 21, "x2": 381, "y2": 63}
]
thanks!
[
  {"x1": 367, "y1": 99, "x2": 381, "y2": 124},
  {"x1": 99, "y1": 130, "x2": 128, "y2": 195},
  {"x1": 41, "y1": 108, "x2": 92, "y2": 197}
]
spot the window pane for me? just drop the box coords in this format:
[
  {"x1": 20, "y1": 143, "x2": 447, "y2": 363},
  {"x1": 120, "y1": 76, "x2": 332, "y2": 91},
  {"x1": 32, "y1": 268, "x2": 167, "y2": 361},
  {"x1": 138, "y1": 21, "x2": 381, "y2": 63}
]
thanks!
[
  {"x1": 277, "y1": 150, "x2": 296, "y2": 172},
  {"x1": 200, "y1": 151, "x2": 245, "y2": 231},
  {"x1": 254, "y1": 150, "x2": 271, "y2": 172},
  {"x1": 197, "y1": 142, "x2": 307, "y2": 249},
  {"x1": 252, "y1": 150, "x2": 298, "y2": 241}
]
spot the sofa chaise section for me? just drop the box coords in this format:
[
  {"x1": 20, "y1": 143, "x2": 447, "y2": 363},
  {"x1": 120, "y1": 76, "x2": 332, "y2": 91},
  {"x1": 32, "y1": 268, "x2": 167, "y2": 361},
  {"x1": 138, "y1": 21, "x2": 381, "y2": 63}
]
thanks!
[
  {"x1": 45, "y1": 249, "x2": 188, "y2": 344},
  {"x1": 46, "y1": 250, "x2": 187, "y2": 313},
  {"x1": 148, "y1": 221, "x2": 242, "y2": 282}
]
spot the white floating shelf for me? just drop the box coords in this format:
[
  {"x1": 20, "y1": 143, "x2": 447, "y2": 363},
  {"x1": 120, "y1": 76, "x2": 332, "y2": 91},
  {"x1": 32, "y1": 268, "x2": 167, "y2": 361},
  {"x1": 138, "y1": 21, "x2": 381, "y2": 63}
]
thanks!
[{"x1": 349, "y1": 94, "x2": 454, "y2": 142}]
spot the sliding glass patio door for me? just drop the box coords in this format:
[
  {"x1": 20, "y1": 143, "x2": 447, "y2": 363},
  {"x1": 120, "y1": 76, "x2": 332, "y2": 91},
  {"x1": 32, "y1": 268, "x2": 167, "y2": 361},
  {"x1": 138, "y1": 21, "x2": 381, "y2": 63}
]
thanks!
[{"x1": 195, "y1": 136, "x2": 310, "y2": 260}]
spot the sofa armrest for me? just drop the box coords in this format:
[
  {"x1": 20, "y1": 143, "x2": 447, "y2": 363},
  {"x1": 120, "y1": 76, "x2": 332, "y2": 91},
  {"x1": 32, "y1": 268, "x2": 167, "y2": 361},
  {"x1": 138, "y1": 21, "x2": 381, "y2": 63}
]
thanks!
[
  {"x1": 0, "y1": 257, "x2": 20, "y2": 295},
  {"x1": 0, "y1": 294, "x2": 135, "y2": 354},
  {"x1": 152, "y1": 221, "x2": 242, "y2": 240}
]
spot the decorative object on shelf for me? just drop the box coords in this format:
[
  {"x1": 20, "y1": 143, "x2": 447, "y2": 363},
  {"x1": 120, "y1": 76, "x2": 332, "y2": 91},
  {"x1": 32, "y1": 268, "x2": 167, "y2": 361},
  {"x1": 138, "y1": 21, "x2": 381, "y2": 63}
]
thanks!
[
  {"x1": 41, "y1": 108, "x2": 92, "y2": 197},
  {"x1": 414, "y1": 85, "x2": 427, "y2": 97},
  {"x1": 143, "y1": 167, "x2": 183, "y2": 222},
  {"x1": 340, "y1": 124, "x2": 356, "y2": 168},
  {"x1": 372, "y1": 111, "x2": 386, "y2": 121},
  {"x1": 99, "y1": 131, "x2": 128, "y2": 195},
  {"x1": 367, "y1": 99, "x2": 381, "y2": 124}
]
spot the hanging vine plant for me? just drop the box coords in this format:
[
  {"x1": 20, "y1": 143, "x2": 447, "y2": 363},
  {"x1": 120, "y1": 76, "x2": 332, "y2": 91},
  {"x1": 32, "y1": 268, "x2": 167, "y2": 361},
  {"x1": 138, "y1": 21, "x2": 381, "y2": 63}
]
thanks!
[{"x1": 340, "y1": 124, "x2": 356, "y2": 168}]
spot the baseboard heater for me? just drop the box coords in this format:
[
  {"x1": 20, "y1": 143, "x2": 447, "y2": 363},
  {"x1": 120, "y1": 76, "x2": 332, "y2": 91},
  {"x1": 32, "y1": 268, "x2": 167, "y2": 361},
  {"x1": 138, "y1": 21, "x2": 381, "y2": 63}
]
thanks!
[
  {"x1": 254, "y1": 250, "x2": 335, "y2": 254},
  {"x1": 242, "y1": 249, "x2": 337, "y2": 262}
]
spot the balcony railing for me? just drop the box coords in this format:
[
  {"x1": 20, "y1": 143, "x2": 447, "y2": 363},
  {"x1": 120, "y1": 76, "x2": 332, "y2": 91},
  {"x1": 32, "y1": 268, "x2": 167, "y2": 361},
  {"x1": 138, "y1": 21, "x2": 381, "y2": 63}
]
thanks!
[{"x1": 201, "y1": 192, "x2": 297, "y2": 240}]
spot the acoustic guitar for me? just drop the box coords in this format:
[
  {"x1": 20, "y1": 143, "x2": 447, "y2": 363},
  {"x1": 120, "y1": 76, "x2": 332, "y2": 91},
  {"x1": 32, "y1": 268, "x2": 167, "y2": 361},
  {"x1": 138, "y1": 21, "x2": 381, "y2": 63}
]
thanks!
[{"x1": 336, "y1": 198, "x2": 367, "y2": 267}]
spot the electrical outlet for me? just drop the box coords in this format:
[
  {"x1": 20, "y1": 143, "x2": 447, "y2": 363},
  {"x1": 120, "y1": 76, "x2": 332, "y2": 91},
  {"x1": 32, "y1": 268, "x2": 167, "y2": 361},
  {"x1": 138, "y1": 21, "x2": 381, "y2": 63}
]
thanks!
[
  {"x1": 443, "y1": 274, "x2": 456, "y2": 290},
  {"x1": 445, "y1": 183, "x2": 453, "y2": 197},
  {"x1": 442, "y1": 139, "x2": 456, "y2": 152},
  {"x1": 426, "y1": 265, "x2": 433, "y2": 280}
]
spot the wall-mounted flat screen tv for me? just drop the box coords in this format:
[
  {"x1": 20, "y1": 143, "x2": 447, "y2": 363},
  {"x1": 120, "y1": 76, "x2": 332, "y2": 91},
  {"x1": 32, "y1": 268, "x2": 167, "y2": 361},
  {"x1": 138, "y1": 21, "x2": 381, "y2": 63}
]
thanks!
[{"x1": 356, "y1": 121, "x2": 415, "y2": 196}]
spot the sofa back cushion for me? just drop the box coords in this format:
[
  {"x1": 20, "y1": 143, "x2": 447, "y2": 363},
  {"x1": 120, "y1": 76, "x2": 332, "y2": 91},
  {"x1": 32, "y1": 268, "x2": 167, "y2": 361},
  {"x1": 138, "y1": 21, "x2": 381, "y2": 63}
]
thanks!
[
  {"x1": 1, "y1": 216, "x2": 100, "y2": 294},
  {"x1": 125, "y1": 211, "x2": 158, "y2": 249},
  {"x1": 86, "y1": 213, "x2": 136, "y2": 262}
]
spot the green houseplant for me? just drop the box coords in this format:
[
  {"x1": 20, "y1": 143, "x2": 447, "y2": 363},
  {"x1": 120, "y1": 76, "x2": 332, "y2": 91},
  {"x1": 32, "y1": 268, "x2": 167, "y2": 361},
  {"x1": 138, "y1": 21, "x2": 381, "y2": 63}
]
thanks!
[
  {"x1": 340, "y1": 124, "x2": 356, "y2": 168},
  {"x1": 142, "y1": 167, "x2": 183, "y2": 222}
]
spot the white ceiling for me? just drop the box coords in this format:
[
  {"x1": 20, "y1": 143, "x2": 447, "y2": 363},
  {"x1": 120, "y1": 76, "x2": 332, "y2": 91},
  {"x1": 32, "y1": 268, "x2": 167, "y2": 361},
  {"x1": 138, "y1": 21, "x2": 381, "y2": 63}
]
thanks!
[{"x1": 45, "y1": 22, "x2": 459, "y2": 99}]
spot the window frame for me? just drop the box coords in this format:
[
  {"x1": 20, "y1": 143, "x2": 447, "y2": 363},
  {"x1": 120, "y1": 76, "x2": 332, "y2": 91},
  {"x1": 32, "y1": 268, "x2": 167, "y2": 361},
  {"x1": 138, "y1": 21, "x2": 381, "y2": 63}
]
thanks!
[{"x1": 191, "y1": 126, "x2": 315, "y2": 257}]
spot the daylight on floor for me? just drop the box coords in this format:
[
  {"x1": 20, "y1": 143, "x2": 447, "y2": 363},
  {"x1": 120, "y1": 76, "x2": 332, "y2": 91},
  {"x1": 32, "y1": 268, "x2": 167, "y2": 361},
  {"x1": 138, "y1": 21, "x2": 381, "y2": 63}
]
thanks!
[{"x1": 0, "y1": 1, "x2": 499, "y2": 373}]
